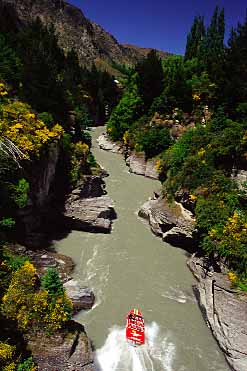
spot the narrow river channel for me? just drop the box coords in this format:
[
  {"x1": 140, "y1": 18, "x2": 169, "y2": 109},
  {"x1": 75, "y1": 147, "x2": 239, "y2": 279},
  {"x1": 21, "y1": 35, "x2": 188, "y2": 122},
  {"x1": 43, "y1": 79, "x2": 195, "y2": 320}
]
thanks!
[{"x1": 55, "y1": 127, "x2": 230, "y2": 371}]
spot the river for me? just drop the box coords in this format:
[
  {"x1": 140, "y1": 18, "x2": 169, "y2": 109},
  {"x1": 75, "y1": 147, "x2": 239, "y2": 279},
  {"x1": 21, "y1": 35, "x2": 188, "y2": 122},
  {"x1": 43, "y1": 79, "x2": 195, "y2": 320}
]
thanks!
[{"x1": 55, "y1": 127, "x2": 230, "y2": 371}]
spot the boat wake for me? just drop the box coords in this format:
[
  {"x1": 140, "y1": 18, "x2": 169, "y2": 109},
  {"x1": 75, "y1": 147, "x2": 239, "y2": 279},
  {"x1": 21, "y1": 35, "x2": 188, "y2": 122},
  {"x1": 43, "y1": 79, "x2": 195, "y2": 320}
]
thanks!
[{"x1": 95, "y1": 322, "x2": 175, "y2": 371}]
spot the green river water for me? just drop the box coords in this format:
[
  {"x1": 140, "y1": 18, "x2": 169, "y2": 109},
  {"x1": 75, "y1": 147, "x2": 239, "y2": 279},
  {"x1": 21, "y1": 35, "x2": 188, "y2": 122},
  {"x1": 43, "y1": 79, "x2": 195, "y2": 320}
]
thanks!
[{"x1": 55, "y1": 127, "x2": 230, "y2": 371}]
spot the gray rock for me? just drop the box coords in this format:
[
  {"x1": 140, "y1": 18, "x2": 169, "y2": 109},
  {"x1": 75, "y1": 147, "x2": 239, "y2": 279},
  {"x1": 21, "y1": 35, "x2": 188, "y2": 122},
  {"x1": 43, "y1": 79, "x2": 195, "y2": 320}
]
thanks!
[
  {"x1": 126, "y1": 152, "x2": 159, "y2": 179},
  {"x1": 64, "y1": 280, "x2": 95, "y2": 312},
  {"x1": 72, "y1": 175, "x2": 106, "y2": 198},
  {"x1": 97, "y1": 133, "x2": 124, "y2": 153},
  {"x1": 27, "y1": 320, "x2": 95, "y2": 371},
  {"x1": 126, "y1": 152, "x2": 146, "y2": 176},
  {"x1": 188, "y1": 255, "x2": 247, "y2": 371},
  {"x1": 231, "y1": 169, "x2": 247, "y2": 192},
  {"x1": 97, "y1": 135, "x2": 159, "y2": 179},
  {"x1": 139, "y1": 195, "x2": 196, "y2": 251},
  {"x1": 64, "y1": 195, "x2": 116, "y2": 233},
  {"x1": 145, "y1": 159, "x2": 159, "y2": 179}
]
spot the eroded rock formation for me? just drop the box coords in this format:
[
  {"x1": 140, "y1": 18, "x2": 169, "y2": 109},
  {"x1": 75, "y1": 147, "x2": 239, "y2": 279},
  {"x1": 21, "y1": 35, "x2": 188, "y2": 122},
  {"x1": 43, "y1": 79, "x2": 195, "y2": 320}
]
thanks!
[
  {"x1": 138, "y1": 193, "x2": 196, "y2": 251},
  {"x1": 97, "y1": 133, "x2": 159, "y2": 179},
  {"x1": 188, "y1": 255, "x2": 247, "y2": 371},
  {"x1": 27, "y1": 320, "x2": 95, "y2": 371},
  {"x1": 64, "y1": 175, "x2": 116, "y2": 233}
]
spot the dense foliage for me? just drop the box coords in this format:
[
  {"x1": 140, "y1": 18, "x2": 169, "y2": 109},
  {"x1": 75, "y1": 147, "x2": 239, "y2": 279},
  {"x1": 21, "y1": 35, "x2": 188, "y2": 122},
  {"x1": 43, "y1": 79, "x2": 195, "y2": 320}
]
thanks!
[
  {"x1": 0, "y1": 13, "x2": 121, "y2": 369},
  {"x1": 107, "y1": 7, "x2": 247, "y2": 289}
]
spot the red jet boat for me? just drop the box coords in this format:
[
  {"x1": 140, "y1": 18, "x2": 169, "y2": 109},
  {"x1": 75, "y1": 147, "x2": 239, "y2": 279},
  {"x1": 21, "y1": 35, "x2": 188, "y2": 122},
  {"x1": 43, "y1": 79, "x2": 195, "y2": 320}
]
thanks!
[{"x1": 126, "y1": 308, "x2": 145, "y2": 346}]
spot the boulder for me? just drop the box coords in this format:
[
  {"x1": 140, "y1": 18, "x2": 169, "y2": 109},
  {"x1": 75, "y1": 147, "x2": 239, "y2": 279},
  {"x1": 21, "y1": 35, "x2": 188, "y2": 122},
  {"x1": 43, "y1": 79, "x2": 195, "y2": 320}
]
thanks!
[
  {"x1": 27, "y1": 320, "x2": 95, "y2": 371},
  {"x1": 64, "y1": 195, "x2": 116, "y2": 233},
  {"x1": 72, "y1": 175, "x2": 106, "y2": 198},
  {"x1": 64, "y1": 279, "x2": 95, "y2": 312},
  {"x1": 139, "y1": 194, "x2": 196, "y2": 251},
  {"x1": 97, "y1": 133, "x2": 124, "y2": 153},
  {"x1": 126, "y1": 152, "x2": 146, "y2": 176},
  {"x1": 126, "y1": 152, "x2": 159, "y2": 180},
  {"x1": 188, "y1": 255, "x2": 247, "y2": 371}
]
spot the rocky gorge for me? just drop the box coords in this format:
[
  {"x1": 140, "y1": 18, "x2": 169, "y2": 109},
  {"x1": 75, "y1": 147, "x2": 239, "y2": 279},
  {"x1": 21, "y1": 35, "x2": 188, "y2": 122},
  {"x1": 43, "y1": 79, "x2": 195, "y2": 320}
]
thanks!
[
  {"x1": 96, "y1": 131, "x2": 247, "y2": 371},
  {"x1": 188, "y1": 256, "x2": 247, "y2": 371},
  {"x1": 10, "y1": 136, "x2": 118, "y2": 370},
  {"x1": 64, "y1": 175, "x2": 116, "y2": 233}
]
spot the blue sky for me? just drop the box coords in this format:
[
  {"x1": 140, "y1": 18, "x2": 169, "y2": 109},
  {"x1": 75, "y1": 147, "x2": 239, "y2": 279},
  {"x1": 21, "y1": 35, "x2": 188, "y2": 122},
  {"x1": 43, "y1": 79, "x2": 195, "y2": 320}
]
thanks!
[{"x1": 67, "y1": 0, "x2": 246, "y2": 55}]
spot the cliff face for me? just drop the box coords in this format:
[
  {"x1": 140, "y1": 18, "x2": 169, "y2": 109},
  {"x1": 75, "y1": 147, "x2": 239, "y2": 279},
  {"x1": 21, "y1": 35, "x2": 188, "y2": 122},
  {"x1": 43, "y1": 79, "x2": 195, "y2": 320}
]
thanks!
[
  {"x1": 18, "y1": 143, "x2": 61, "y2": 248},
  {"x1": 0, "y1": 0, "x2": 170, "y2": 68},
  {"x1": 188, "y1": 256, "x2": 247, "y2": 371}
]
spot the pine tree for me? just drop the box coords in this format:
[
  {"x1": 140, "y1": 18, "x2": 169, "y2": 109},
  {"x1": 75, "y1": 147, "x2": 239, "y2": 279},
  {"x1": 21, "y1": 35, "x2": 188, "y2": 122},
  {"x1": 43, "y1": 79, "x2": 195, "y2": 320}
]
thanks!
[
  {"x1": 135, "y1": 50, "x2": 164, "y2": 108},
  {"x1": 17, "y1": 19, "x2": 67, "y2": 121},
  {"x1": 107, "y1": 73, "x2": 144, "y2": 140},
  {"x1": 41, "y1": 268, "x2": 64, "y2": 298},
  {"x1": 185, "y1": 16, "x2": 205, "y2": 61},
  {"x1": 223, "y1": 12, "x2": 247, "y2": 109},
  {"x1": 201, "y1": 7, "x2": 225, "y2": 75},
  {"x1": 0, "y1": 33, "x2": 22, "y2": 86}
]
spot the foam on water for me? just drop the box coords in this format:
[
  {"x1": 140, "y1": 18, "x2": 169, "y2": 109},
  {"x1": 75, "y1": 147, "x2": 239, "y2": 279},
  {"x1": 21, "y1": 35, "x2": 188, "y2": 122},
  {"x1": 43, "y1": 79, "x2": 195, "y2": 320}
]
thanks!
[
  {"x1": 95, "y1": 322, "x2": 176, "y2": 371},
  {"x1": 77, "y1": 243, "x2": 110, "y2": 310}
]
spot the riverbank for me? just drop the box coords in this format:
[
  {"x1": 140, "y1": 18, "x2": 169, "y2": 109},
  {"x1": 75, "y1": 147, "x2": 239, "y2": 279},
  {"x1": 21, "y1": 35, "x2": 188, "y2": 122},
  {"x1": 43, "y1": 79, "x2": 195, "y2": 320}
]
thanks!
[
  {"x1": 8, "y1": 244, "x2": 96, "y2": 371},
  {"x1": 97, "y1": 133, "x2": 159, "y2": 179},
  {"x1": 6, "y1": 166, "x2": 118, "y2": 370},
  {"x1": 54, "y1": 126, "x2": 229, "y2": 371},
  {"x1": 96, "y1": 130, "x2": 246, "y2": 371},
  {"x1": 188, "y1": 255, "x2": 247, "y2": 371}
]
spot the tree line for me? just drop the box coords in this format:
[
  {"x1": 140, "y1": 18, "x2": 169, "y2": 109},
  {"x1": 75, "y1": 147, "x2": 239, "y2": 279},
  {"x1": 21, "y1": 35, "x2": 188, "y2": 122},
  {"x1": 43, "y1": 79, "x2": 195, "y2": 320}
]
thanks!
[{"x1": 107, "y1": 6, "x2": 247, "y2": 290}]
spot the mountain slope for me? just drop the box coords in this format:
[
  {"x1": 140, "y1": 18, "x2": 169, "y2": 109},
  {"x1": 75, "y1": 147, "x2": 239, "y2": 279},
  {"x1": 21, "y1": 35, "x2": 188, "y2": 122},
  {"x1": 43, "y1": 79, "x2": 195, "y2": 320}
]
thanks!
[{"x1": 0, "y1": 0, "x2": 170, "y2": 70}]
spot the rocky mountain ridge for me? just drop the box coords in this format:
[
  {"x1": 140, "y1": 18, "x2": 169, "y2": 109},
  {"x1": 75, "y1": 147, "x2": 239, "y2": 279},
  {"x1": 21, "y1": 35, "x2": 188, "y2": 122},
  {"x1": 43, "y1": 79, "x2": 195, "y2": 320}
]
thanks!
[{"x1": 0, "y1": 0, "x2": 170, "y2": 70}]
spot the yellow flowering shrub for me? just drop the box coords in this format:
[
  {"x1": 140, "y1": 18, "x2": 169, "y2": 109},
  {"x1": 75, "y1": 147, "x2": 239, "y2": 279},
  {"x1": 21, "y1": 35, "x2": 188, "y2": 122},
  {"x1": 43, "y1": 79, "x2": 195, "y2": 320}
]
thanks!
[
  {"x1": 193, "y1": 93, "x2": 201, "y2": 101},
  {"x1": 197, "y1": 148, "x2": 206, "y2": 158},
  {"x1": 205, "y1": 211, "x2": 247, "y2": 277},
  {"x1": 70, "y1": 141, "x2": 90, "y2": 185},
  {"x1": 223, "y1": 212, "x2": 245, "y2": 242},
  {"x1": 0, "y1": 82, "x2": 8, "y2": 97},
  {"x1": 0, "y1": 342, "x2": 16, "y2": 371},
  {"x1": 2, "y1": 262, "x2": 72, "y2": 332},
  {"x1": 73, "y1": 141, "x2": 89, "y2": 161},
  {"x1": 189, "y1": 194, "x2": 197, "y2": 201},
  {"x1": 0, "y1": 342, "x2": 15, "y2": 363},
  {"x1": 155, "y1": 159, "x2": 163, "y2": 173},
  {"x1": 2, "y1": 262, "x2": 37, "y2": 325},
  {"x1": 0, "y1": 99, "x2": 64, "y2": 158},
  {"x1": 123, "y1": 131, "x2": 129, "y2": 145},
  {"x1": 43, "y1": 295, "x2": 73, "y2": 331},
  {"x1": 228, "y1": 271, "x2": 238, "y2": 284},
  {"x1": 208, "y1": 228, "x2": 217, "y2": 238}
]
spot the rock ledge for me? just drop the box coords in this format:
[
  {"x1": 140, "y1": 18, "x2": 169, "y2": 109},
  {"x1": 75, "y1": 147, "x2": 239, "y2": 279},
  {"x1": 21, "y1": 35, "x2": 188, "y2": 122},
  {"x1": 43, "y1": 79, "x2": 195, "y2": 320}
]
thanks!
[
  {"x1": 97, "y1": 133, "x2": 159, "y2": 179},
  {"x1": 64, "y1": 175, "x2": 116, "y2": 233},
  {"x1": 188, "y1": 255, "x2": 247, "y2": 371},
  {"x1": 138, "y1": 193, "x2": 196, "y2": 251}
]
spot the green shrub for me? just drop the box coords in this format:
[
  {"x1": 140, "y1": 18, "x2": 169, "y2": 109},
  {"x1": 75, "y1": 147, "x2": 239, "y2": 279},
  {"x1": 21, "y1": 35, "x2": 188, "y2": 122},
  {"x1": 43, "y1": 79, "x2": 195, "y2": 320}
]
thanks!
[
  {"x1": 41, "y1": 268, "x2": 64, "y2": 298},
  {"x1": 11, "y1": 179, "x2": 29, "y2": 209},
  {"x1": 107, "y1": 73, "x2": 144, "y2": 141},
  {"x1": 37, "y1": 112, "x2": 54, "y2": 128},
  {"x1": 0, "y1": 218, "x2": 15, "y2": 230},
  {"x1": 87, "y1": 153, "x2": 97, "y2": 168},
  {"x1": 17, "y1": 357, "x2": 36, "y2": 371},
  {"x1": 136, "y1": 126, "x2": 172, "y2": 159},
  {"x1": 3, "y1": 251, "x2": 29, "y2": 272}
]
